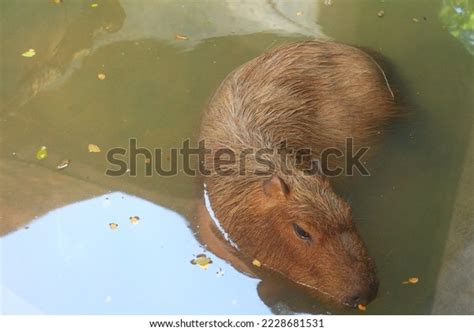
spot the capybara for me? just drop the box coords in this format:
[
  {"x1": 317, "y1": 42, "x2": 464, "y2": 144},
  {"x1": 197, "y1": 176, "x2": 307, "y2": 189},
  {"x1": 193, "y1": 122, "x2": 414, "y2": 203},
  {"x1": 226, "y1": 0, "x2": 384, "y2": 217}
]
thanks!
[{"x1": 199, "y1": 41, "x2": 396, "y2": 307}]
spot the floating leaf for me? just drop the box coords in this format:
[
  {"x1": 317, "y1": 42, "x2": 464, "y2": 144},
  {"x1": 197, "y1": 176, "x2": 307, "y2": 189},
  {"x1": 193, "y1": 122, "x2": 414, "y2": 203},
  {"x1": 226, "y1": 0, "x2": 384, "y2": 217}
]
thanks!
[
  {"x1": 377, "y1": 10, "x2": 385, "y2": 18},
  {"x1": 409, "y1": 277, "x2": 419, "y2": 283},
  {"x1": 296, "y1": 11, "x2": 303, "y2": 16},
  {"x1": 412, "y1": 17, "x2": 420, "y2": 23},
  {"x1": 56, "y1": 159, "x2": 70, "y2": 170},
  {"x1": 402, "y1": 276, "x2": 419, "y2": 284},
  {"x1": 97, "y1": 73, "x2": 106, "y2": 80},
  {"x1": 22, "y1": 49, "x2": 36, "y2": 58},
  {"x1": 252, "y1": 259, "x2": 261, "y2": 267},
  {"x1": 88, "y1": 144, "x2": 101, "y2": 153},
  {"x1": 52, "y1": 0, "x2": 63, "y2": 4},
  {"x1": 109, "y1": 223, "x2": 118, "y2": 230},
  {"x1": 190, "y1": 254, "x2": 212, "y2": 269},
  {"x1": 129, "y1": 216, "x2": 140, "y2": 225},
  {"x1": 358, "y1": 304, "x2": 366, "y2": 311},
  {"x1": 175, "y1": 33, "x2": 189, "y2": 40},
  {"x1": 91, "y1": 3, "x2": 99, "y2": 8},
  {"x1": 36, "y1": 146, "x2": 48, "y2": 160}
]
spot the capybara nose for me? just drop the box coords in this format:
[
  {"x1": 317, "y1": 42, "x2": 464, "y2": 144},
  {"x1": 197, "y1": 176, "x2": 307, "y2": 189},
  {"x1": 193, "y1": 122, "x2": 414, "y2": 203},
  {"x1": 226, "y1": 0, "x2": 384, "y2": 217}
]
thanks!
[
  {"x1": 346, "y1": 293, "x2": 368, "y2": 307},
  {"x1": 346, "y1": 280, "x2": 379, "y2": 307}
]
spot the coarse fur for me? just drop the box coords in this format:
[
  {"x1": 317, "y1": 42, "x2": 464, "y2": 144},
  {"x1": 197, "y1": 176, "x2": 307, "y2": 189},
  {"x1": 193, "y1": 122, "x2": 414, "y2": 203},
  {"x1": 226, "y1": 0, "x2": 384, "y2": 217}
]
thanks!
[{"x1": 199, "y1": 41, "x2": 397, "y2": 306}]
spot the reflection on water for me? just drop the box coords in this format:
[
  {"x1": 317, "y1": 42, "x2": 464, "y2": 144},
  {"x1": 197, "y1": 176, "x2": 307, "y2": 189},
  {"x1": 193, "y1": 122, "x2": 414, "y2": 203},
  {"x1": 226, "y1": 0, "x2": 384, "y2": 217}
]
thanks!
[
  {"x1": 1, "y1": 0, "x2": 323, "y2": 110},
  {"x1": 440, "y1": 0, "x2": 474, "y2": 55},
  {"x1": 0, "y1": 193, "x2": 270, "y2": 314}
]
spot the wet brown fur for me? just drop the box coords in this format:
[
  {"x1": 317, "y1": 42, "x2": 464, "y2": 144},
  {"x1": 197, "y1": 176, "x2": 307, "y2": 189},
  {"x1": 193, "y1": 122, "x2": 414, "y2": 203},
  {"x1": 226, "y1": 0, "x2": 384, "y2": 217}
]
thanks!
[{"x1": 199, "y1": 41, "x2": 397, "y2": 305}]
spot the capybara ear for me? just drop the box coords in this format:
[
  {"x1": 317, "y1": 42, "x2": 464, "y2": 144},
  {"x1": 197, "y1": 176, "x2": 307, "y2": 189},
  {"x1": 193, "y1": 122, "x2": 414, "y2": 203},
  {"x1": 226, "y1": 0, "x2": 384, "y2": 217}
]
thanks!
[{"x1": 263, "y1": 175, "x2": 290, "y2": 199}]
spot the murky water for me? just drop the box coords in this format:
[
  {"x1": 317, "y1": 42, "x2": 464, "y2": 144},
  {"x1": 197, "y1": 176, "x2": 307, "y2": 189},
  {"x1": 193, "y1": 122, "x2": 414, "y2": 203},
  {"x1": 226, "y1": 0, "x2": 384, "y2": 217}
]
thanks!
[{"x1": 1, "y1": 0, "x2": 472, "y2": 314}]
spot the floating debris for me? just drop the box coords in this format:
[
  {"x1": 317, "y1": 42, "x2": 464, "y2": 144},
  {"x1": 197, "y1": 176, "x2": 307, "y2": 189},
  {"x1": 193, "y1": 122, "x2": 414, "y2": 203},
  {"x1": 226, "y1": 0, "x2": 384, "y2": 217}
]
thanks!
[
  {"x1": 252, "y1": 259, "x2": 262, "y2": 267},
  {"x1": 190, "y1": 254, "x2": 213, "y2": 269},
  {"x1": 52, "y1": 0, "x2": 63, "y2": 4},
  {"x1": 91, "y1": 3, "x2": 99, "y2": 8},
  {"x1": 129, "y1": 216, "x2": 140, "y2": 225},
  {"x1": 88, "y1": 144, "x2": 101, "y2": 153},
  {"x1": 216, "y1": 267, "x2": 225, "y2": 277},
  {"x1": 358, "y1": 304, "x2": 366, "y2": 311},
  {"x1": 56, "y1": 159, "x2": 70, "y2": 170},
  {"x1": 296, "y1": 11, "x2": 303, "y2": 16},
  {"x1": 324, "y1": 0, "x2": 332, "y2": 6},
  {"x1": 97, "y1": 73, "x2": 106, "y2": 80},
  {"x1": 408, "y1": 277, "x2": 419, "y2": 283},
  {"x1": 412, "y1": 18, "x2": 420, "y2": 23},
  {"x1": 175, "y1": 33, "x2": 189, "y2": 41},
  {"x1": 377, "y1": 10, "x2": 385, "y2": 18},
  {"x1": 36, "y1": 146, "x2": 48, "y2": 160},
  {"x1": 402, "y1": 276, "x2": 419, "y2": 285},
  {"x1": 109, "y1": 223, "x2": 119, "y2": 230},
  {"x1": 22, "y1": 49, "x2": 36, "y2": 58}
]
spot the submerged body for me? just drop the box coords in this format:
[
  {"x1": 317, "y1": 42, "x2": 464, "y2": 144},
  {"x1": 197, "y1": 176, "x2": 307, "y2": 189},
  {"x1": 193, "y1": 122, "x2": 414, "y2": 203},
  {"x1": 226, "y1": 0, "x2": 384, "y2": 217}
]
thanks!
[{"x1": 199, "y1": 41, "x2": 396, "y2": 306}]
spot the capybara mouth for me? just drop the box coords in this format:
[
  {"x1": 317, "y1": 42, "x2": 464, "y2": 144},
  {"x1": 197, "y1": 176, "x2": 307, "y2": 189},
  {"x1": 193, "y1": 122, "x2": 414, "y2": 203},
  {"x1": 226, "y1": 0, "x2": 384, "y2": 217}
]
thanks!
[{"x1": 342, "y1": 279, "x2": 379, "y2": 308}]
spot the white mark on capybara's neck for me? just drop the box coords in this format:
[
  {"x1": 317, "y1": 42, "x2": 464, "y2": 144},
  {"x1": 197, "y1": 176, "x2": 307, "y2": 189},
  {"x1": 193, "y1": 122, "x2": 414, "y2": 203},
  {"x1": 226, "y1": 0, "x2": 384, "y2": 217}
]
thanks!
[{"x1": 203, "y1": 183, "x2": 240, "y2": 251}]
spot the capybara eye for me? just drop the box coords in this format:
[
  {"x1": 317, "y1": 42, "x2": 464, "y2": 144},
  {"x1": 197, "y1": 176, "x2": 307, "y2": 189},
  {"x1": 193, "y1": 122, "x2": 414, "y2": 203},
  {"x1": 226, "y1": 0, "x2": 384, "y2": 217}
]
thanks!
[{"x1": 293, "y1": 224, "x2": 311, "y2": 241}]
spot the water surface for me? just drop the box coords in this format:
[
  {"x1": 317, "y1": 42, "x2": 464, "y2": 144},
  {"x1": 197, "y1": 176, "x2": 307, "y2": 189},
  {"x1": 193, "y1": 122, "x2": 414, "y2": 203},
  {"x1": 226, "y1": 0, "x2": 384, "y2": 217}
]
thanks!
[{"x1": 1, "y1": 0, "x2": 472, "y2": 314}]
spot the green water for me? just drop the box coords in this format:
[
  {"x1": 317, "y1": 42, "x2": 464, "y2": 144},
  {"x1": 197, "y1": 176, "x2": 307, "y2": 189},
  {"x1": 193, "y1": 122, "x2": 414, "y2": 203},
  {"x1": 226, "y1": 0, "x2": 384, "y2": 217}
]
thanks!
[{"x1": 1, "y1": 0, "x2": 472, "y2": 314}]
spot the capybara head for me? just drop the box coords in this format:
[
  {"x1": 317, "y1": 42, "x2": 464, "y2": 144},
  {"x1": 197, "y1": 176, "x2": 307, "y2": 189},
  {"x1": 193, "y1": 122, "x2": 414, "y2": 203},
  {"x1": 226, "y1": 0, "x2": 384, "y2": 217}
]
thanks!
[{"x1": 218, "y1": 171, "x2": 379, "y2": 307}]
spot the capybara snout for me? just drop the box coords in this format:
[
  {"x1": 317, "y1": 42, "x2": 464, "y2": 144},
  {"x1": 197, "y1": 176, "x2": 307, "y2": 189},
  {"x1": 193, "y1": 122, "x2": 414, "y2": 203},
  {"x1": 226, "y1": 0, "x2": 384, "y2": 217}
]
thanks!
[
  {"x1": 345, "y1": 277, "x2": 379, "y2": 307},
  {"x1": 200, "y1": 41, "x2": 396, "y2": 306}
]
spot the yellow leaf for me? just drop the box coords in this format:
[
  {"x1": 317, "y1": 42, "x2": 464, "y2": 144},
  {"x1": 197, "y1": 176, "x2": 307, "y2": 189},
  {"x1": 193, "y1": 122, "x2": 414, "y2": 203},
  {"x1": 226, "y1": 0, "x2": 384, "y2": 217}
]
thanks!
[
  {"x1": 408, "y1": 277, "x2": 419, "y2": 284},
  {"x1": 175, "y1": 34, "x2": 188, "y2": 40},
  {"x1": 22, "y1": 49, "x2": 36, "y2": 58},
  {"x1": 129, "y1": 216, "x2": 140, "y2": 225},
  {"x1": 252, "y1": 259, "x2": 261, "y2": 267},
  {"x1": 91, "y1": 3, "x2": 99, "y2": 8},
  {"x1": 57, "y1": 159, "x2": 70, "y2": 170},
  {"x1": 36, "y1": 146, "x2": 48, "y2": 160},
  {"x1": 88, "y1": 144, "x2": 101, "y2": 153},
  {"x1": 190, "y1": 254, "x2": 213, "y2": 270},
  {"x1": 97, "y1": 73, "x2": 106, "y2": 80},
  {"x1": 402, "y1": 276, "x2": 419, "y2": 285},
  {"x1": 358, "y1": 304, "x2": 366, "y2": 311}
]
